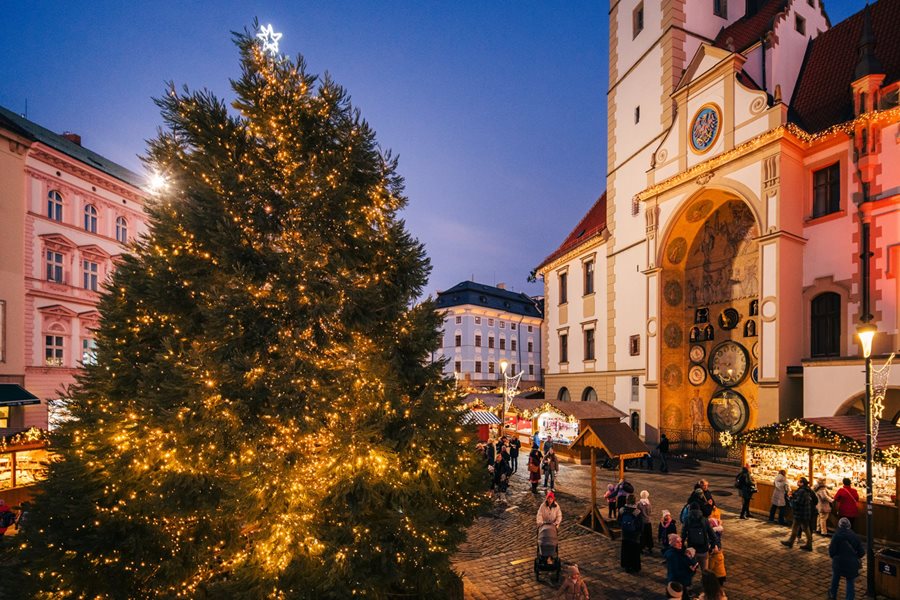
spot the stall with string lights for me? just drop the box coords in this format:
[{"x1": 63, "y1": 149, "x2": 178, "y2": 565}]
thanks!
[
  {"x1": 730, "y1": 416, "x2": 900, "y2": 542},
  {"x1": 0, "y1": 427, "x2": 49, "y2": 506}
]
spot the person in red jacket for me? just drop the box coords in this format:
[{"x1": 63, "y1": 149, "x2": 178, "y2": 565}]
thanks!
[
  {"x1": 833, "y1": 478, "x2": 860, "y2": 530},
  {"x1": 0, "y1": 499, "x2": 17, "y2": 537}
]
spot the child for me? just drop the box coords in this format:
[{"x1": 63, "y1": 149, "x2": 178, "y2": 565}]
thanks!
[
  {"x1": 707, "y1": 517, "x2": 726, "y2": 586},
  {"x1": 659, "y1": 510, "x2": 677, "y2": 553},
  {"x1": 556, "y1": 564, "x2": 589, "y2": 600},
  {"x1": 604, "y1": 483, "x2": 618, "y2": 518}
]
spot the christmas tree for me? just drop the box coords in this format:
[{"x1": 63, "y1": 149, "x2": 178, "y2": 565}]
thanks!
[{"x1": 12, "y1": 25, "x2": 483, "y2": 599}]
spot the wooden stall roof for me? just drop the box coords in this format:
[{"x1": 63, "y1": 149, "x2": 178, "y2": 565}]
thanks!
[
  {"x1": 512, "y1": 399, "x2": 627, "y2": 421},
  {"x1": 459, "y1": 410, "x2": 501, "y2": 425},
  {"x1": 806, "y1": 416, "x2": 900, "y2": 451},
  {"x1": 737, "y1": 415, "x2": 900, "y2": 453},
  {"x1": 460, "y1": 392, "x2": 536, "y2": 409},
  {"x1": 570, "y1": 423, "x2": 649, "y2": 459}
]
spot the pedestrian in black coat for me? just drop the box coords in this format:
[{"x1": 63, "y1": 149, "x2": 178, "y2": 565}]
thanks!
[
  {"x1": 509, "y1": 437, "x2": 521, "y2": 473},
  {"x1": 828, "y1": 517, "x2": 864, "y2": 600}
]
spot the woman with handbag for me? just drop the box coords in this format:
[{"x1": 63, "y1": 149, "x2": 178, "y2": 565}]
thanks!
[{"x1": 528, "y1": 447, "x2": 543, "y2": 493}]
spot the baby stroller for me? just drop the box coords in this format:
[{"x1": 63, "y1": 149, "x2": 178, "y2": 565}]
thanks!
[{"x1": 534, "y1": 523, "x2": 562, "y2": 583}]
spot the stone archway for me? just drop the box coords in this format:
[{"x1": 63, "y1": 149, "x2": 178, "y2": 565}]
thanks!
[
  {"x1": 658, "y1": 190, "x2": 761, "y2": 435},
  {"x1": 835, "y1": 388, "x2": 900, "y2": 423}
]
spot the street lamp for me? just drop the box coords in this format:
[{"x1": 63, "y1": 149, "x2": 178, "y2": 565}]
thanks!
[
  {"x1": 858, "y1": 322, "x2": 877, "y2": 598},
  {"x1": 499, "y1": 359, "x2": 509, "y2": 437}
]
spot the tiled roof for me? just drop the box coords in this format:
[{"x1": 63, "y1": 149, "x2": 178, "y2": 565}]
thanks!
[
  {"x1": 536, "y1": 193, "x2": 606, "y2": 271},
  {"x1": 512, "y1": 398, "x2": 627, "y2": 421},
  {"x1": 572, "y1": 423, "x2": 650, "y2": 457},
  {"x1": 713, "y1": 0, "x2": 789, "y2": 53},
  {"x1": 791, "y1": 0, "x2": 900, "y2": 133},
  {"x1": 804, "y1": 416, "x2": 900, "y2": 451},
  {"x1": 435, "y1": 281, "x2": 543, "y2": 318},
  {"x1": 0, "y1": 105, "x2": 145, "y2": 189}
]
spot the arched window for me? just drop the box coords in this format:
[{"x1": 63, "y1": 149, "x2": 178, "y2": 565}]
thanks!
[
  {"x1": 811, "y1": 292, "x2": 841, "y2": 357},
  {"x1": 558, "y1": 387, "x2": 571, "y2": 402},
  {"x1": 582, "y1": 387, "x2": 597, "y2": 402},
  {"x1": 630, "y1": 411, "x2": 641, "y2": 434},
  {"x1": 47, "y1": 190, "x2": 63, "y2": 221},
  {"x1": 84, "y1": 204, "x2": 98, "y2": 233},
  {"x1": 115, "y1": 216, "x2": 128, "y2": 243}
]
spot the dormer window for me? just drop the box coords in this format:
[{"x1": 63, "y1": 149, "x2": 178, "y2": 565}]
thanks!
[
  {"x1": 795, "y1": 14, "x2": 806, "y2": 35},
  {"x1": 714, "y1": 0, "x2": 727, "y2": 18}
]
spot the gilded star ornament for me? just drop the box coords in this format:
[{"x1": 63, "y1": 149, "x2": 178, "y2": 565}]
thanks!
[
  {"x1": 789, "y1": 419, "x2": 807, "y2": 437},
  {"x1": 257, "y1": 24, "x2": 282, "y2": 56}
]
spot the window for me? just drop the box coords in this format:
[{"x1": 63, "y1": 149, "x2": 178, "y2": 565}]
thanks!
[
  {"x1": 811, "y1": 292, "x2": 841, "y2": 357},
  {"x1": 116, "y1": 216, "x2": 128, "y2": 243},
  {"x1": 83, "y1": 260, "x2": 99, "y2": 291},
  {"x1": 488, "y1": 336, "x2": 495, "y2": 349},
  {"x1": 795, "y1": 14, "x2": 806, "y2": 35},
  {"x1": 559, "y1": 272, "x2": 568, "y2": 304},
  {"x1": 84, "y1": 204, "x2": 98, "y2": 233},
  {"x1": 631, "y1": 376, "x2": 640, "y2": 403},
  {"x1": 47, "y1": 190, "x2": 63, "y2": 221},
  {"x1": 474, "y1": 317, "x2": 481, "y2": 325},
  {"x1": 584, "y1": 260, "x2": 595, "y2": 295},
  {"x1": 529, "y1": 364, "x2": 534, "y2": 376},
  {"x1": 633, "y1": 2, "x2": 644, "y2": 37},
  {"x1": 499, "y1": 338, "x2": 506, "y2": 350},
  {"x1": 511, "y1": 339, "x2": 517, "y2": 351},
  {"x1": 488, "y1": 318, "x2": 494, "y2": 327},
  {"x1": 511, "y1": 323, "x2": 517, "y2": 330},
  {"x1": 528, "y1": 325, "x2": 533, "y2": 333},
  {"x1": 0, "y1": 406, "x2": 7, "y2": 428},
  {"x1": 527, "y1": 341, "x2": 534, "y2": 353},
  {"x1": 511, "y1": 363, "x2": 516, "y2": 375},
  {"x1": 82, "y1": 338, "x2": 98, "y2": 365},
  {"x1": 500, "y1": 321, "x2": 505, "y2": 329},
  {"x1": 630, "y1": 334, "x2": 641, "y2": 356},
  {"x1": 455, "y1": 315, "x2": 461, "y2": 324},
  {"x1": 582, "y1": 387, "x2": 597, "y2": 402},
  {"x1": 631, "y1": 412, "x2": 641, "y2": 434},
  {"x1": 475, "y1": 361, "x2": 482, "y2": 374},
  {"x1": 812, "y1": 163, "x2": 840, "y2": 217},
  {"x1": 45, "y1": 335, "x2": 64, "y2": 366},
  {"x1": 475, "y1": 334, "x2": 481, "y2": 347},
  {"x1": 560, "y1": 334, "x2": 568, "y2": 363},
  {"x1": 454, "y1": 361, "x2": 461, "y2": 373},
  {"x1": 488, "y1": 361, "x2": 495, "y2": 374},
  {"x1": 634, "y1": 106, "x2": 640, "y2": 124},
  {"x1": 714, "y1": 0, "x2": 727, "y2": 17},
  {"x1": 584, "y1": 329, "x2": 595, "y2": 361},
  {"x1": 46, "y1": 251, "x2": 64, "y2": 283},
  {"x1": 455, "y1": 334, "x2": 461, "y2": 347},
  {"x1": 558, "y1": 387, "x2": 571, "y2": 402}
]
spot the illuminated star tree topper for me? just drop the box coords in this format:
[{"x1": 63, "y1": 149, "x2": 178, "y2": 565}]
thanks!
[{"x1": 256, "y1": 23, "x2": 282, "y2": 55}]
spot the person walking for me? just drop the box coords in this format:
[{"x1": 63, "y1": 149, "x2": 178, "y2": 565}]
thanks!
[
  {"x1": 509, "y1": 436, "x2": 521, "y2": 473},
  {"x1": 769, "y1": 469, "x2": 790, "y2": 525},
  {"x1": 659, "y1": 510, "x2": 678, "y2": 555},
  {"x1": 543, "y1": 446, "x2": 559, "y2": 490},
  {"x1": 528, "y1": 447, "x2": 543, "y2": 493},
  {"x1": 556, "y1": 564, "x2": 590, "y2": 600},
  {"x1": 814, "y1": 478, "x2": 835, "y2": 535},
  {"x1": 664, "y1": 534, "x2": 699, "y2": 596},
  {"x1": 682, "y1": 502, "x2": 717, "y2": 570},
  {"x1": 657, "y1": 433, "x2": 670, "y2": 472},
  {"x1": 637, "y1": 490, "x2": 654, "y2": 554},
  {"x1": 537, "y1": 490, "x2": 563, "y2": 528},
  {"x1": 491, "y1": 453, "x2": 511, "y2": 502},
  {"x1": 782, "y1": 477, "x2": 817, "y2": 551},
  {"x1": 619, "y1": 494, "x2": 644, "y2": 574},
  {"x1": 543, "y1": 435, "x2": 554, "y2": 454},
  {"x1": 833, "y1": 478, "x2": 860, "y2": 530},
  {"x1": 828, "y1": 517, "x2": 864, "y2": 600},
  {"x1": 735, "y1": 465, "x2": 757, "y2": 519}
]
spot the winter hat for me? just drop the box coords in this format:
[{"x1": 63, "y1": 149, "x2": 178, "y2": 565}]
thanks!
[
  {"x1": 661, "y1": 509, "x2": 671, "y2": 521},
  {"x1": 640, "y1": 490, "x2": 650, "y2": 499},
  {"x1": 546, "y1": 491, "x2": 556, "y2": 502},
  {"x1": 839, "y1": 517, "x2": 852, "y2": 529},
  {"x1": 666, "y1": 581, "x2": 684, "y2": 598},
  {"x1": 798, "y1": 477, "x2": 808, "y2": 485},
  {"x1": 607, "y1": 483, "x2": 616, "y2": 491}
]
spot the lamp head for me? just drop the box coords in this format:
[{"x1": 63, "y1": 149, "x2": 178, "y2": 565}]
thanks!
[
  {"x1": 857, "y1": 323, "x2": 877, "y2": 358},
  {"x1": 499, "y1": 359, "x2": 508, "y2": 374}
]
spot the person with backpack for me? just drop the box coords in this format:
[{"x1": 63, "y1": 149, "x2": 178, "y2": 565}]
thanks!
[
  {"x1": 828, "y1": 517, "x2": 864, "y2": 600},
  {"x1": 682, "y1": 502, "x2": 717, "y2": 570},
  {"x1": 0, "y1": 499, "x2": 16, "y2": 538},
  {"x1": 734, "y1": 465, "x2": 757, "y2": 519},
  {"x1": 781, "y1": 477, "x2": 817, "y2": 551},
  {"x1": 619, "y1": 493, "x2": 644, "y2": 574}
]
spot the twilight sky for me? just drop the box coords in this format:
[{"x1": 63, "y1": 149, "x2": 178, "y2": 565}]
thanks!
[{"x1": 2, "y1": 1, "x2": 866, "y2": 298}]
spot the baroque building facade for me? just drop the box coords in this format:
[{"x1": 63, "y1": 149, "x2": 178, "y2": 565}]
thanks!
[
  {"x1": 0, "y1": 106, "x2": 149, "y2": 434},
  {"x1": 539, "y1": 0, "x2": 899, "y2": 442}
]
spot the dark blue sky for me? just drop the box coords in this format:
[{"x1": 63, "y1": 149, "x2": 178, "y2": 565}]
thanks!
[{"x1": 2, "y1": 1, "x2": 866, "y2": 298}]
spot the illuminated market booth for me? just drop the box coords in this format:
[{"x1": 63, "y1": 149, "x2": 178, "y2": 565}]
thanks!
[
  {"x1": 734, "y1": 416, "x2": 900, "y2": 542},
  {"x1": 0, "y1": 427, "x2": 50, "y2": 506}
]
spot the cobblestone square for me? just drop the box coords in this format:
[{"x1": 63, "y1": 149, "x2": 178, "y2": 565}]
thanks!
[{"x1": 453, "y1": 459, "x2": 868, "y2": 599}]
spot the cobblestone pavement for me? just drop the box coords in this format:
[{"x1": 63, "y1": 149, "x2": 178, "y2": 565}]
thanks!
[{"x1": 452, "y1": 459, "x2": 868, "y2": 600}]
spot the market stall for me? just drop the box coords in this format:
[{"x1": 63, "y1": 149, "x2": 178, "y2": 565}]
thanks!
[
  {"x1": 0, "y1": 427, "x2": 49, "y2": 507},
  {"x1": 733, "y1": 416, "x2": 900, "y2": 542},
  {"x1": 459, "y1": 409, "x2": 501, "y2": 442}
]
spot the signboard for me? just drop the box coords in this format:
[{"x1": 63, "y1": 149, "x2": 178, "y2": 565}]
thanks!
[{"x1": 880, "y1": 561, "x2": 897, "y2": 577}]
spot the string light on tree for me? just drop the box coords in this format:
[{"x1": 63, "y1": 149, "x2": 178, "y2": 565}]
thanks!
[{"x1": 256, "y1": 23, "x2": 282, "y2": 56}]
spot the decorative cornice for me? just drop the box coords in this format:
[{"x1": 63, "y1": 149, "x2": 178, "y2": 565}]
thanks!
[
  {"x1": 29, "y1": 145, "x2": 145, "y2": 203},
  {"x1": 537, "y1": 231, "x2": 609, "y2": 276}
]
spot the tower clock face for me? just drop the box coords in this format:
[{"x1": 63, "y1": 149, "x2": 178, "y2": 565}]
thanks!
[{"x1": 708, "y1": 340, "x2": 749, "y2": 387}]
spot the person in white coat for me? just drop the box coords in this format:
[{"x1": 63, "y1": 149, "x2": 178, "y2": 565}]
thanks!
[
  {"x1": 814, "y1": 478, "x2": 835, "y2": 535},
  {"x1": 537, "y1": 490, "x2": 563, "y2": 528},
  {"x1": 769, "y1": 469, "x2": 790, "y2": 525}
]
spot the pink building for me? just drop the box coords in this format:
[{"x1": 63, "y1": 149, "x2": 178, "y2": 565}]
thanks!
[{"x1": 0, "y1": 106, "x2": 149, "y2": 435}]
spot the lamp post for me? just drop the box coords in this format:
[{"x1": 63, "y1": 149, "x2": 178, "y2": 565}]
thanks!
[
  {"x1": 499, "y1": 359, "x2": 509, "y2": 438},
  {"x1": 858, "y1": 323, "x2": 877, "y2": 598}
]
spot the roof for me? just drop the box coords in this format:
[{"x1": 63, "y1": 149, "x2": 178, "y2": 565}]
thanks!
[
  {"x1": 0, "y1": 105, "x2": 145, "y2": 189},
  {"x1": 739, "y1": 415, "x2": 900, "y2": 452},
  {"x1": 571, "y1": 423, "x2": 649, "y2": 458},
  {"x1": 791, "y1": 0, "x2": 900, "y2": 133},
  {"x1": 435, "y1": 281, "x2": 543, "y2": 318},
  {"x1": 459, "y1": 410, "x2": 502, "y2": 426},
  {"x1": 513, "y1": 398, "x2": 627, "y2": 421},
  {"x1": 804, "y1": 416, "x2": 900, "y2": 451},
  {"x1": 713, "y1": 0, "x2": 789, "y2": 53},
  {"x1": 536, "y1": 193, "x2": 607, "y2": 271},
  {"x1": 0, "y1": 384, "x2": 40, "y2": 407}
]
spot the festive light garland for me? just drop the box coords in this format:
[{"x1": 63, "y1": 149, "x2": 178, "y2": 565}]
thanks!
[{"x1": 0, "y1": 427, "x2": 48, "y2": 452}]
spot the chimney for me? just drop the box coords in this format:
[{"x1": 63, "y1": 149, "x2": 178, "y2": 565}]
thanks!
[
  {"x1": 61, "y1": 132, "x2": 82, "y2": 146},
  {"x1": 496, "y1": 282, "x2": 506, "y2": 290}
]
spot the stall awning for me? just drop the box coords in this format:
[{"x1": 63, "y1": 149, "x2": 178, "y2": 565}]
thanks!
[
  {"x1": 736, "y1": 415, "x2": 900, "y2": 453},
  {"x1": 570, "y1": 423, "x2": 649, "y2": 459},
  {"x1": 0, "y1": 384, "x2": 40, "y2": 407},
  {"x1": 459, "y1": 410, "x2": 502, "y2": 426}
]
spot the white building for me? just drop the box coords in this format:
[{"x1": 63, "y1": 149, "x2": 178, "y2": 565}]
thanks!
[{"x1": 434, "y1": 281, "x2": 543, "y2": 389}]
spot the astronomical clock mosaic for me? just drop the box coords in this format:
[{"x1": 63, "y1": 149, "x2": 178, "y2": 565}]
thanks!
[{"x1": 659, "y1": 193, "x2": 760, "y2": 438}]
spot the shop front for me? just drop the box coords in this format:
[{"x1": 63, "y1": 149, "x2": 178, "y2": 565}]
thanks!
[
  {"x1": 734, "y1": 416, "x2": 900, "y2": 543},
  {"x1": 1, "y1": 427, "x2": 49, "y2": 507}
]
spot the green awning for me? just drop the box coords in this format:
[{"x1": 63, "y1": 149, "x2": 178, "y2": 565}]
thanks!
[{"x1": 0, "y1": 384, "x2": 40, "y2": 407}]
